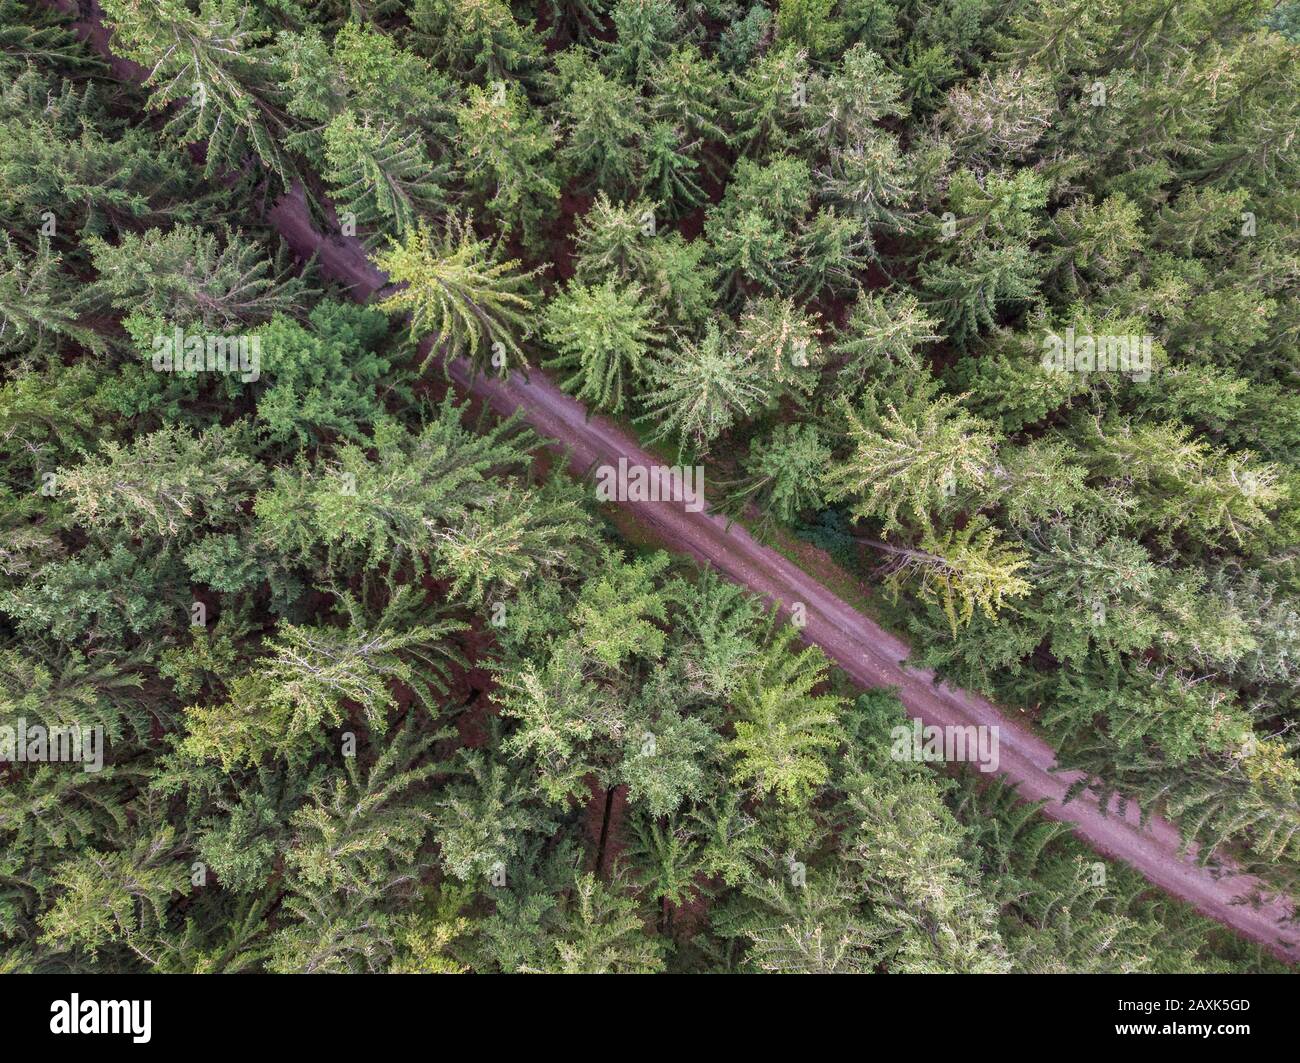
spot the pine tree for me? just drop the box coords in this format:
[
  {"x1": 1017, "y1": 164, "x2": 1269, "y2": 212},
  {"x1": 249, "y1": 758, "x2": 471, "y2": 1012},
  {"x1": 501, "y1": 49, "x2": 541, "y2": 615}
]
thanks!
[
  {"x1": 455, "y1": 84, "x2": 559, "y2": 247},
  {"x1": 553, "y1": 54, "x2": 647, "y2": 195},
  {"x1": 495, "y1": 637, "x2": 620, "y2": 804},
  {"x1": 791, "y1": 205, "x2": 871, "y2": 299},
  {"x1": 733, "y1": 296, "x2": 823, "y2": 398},
  {"x1": 540, "y1": 0, "x2": 611, "y2": 43},
  {"x1": 817, "y1": 132, "x2": 914, "y2": 254},
  {"x1": 39, "y1": 824, "x2": 189, "y2": 960},
  {"x1": 60, "y1": 423, "x2": 263, "y2": 540},
  {"x1": 548, "y1": 869, "x2": 664, "y2": 973},
  {"x1": 0, "y1": 0, "x2": 95, "y2": 78},
  {"x1": 101, "y1": 0, "x2": 299, "y2": 183},
  {"x1": 649, "y1": 45, "x2": 728, "y2": 145},
  {"x1": 668, "y1": 567, "x2": 766, "y2": 700},
  {"x1": 843, "y1": 770, "x2": 1010, "y2": 973},
  {"x1": 181, "y1": 588, "x2": 464, "y2": 768},
  {"x1": 0, "y1": 233, "x2": 103, "y2": 356},
  {"x1": 776, "y1": 0, "x2": 847, "y2": 58},
  {"x1": 823, "y1": 392, "x2": 1000, "y2": 533},
  {"x1": 411, "y1": 0, "x2": 545, "y2": 82},
  {"x1": 543, "y1": 279, "x2": 662, "y2": 413},
  {"x1": 705, "y1": 155, "x2": 814, "y2": 298},
  {"x1": 1081, "y1": 418, "x2": 1286, "y2": 550},
  {"x1": 0, "y1": 71, "x2": 196, "y2": 239},
  {"x1": 281, "y1": 724, "x2": 439, "y2": 902},
  {"x1": 942, "y1": 67, "x2": 1054, "y2": 162},
  {"x1": 808, "y1": 43, "x2": 906, "y2": 144},
  {"x1": 618, "y1": 710, "x2": 715, "y2": 818},
  {"x1": 572, "y1": 552, "x2": 672, "y2": 669},
  {"x1": 601, "y1": 0, "x2": 681, "y2": 83},
  {"x1": 627, "y1": 812, "x2": 705, "y2": 928},
  {"x1": 872, "y1": 517, "x2": 1033, "y2": 634},
  {"x1": 831, "y1": 290, "x2": 941, "y2": 393},
  {"x1": 1, "y1": 541, "x2": 185, "y2": 645},
  {"x1": 434, "y1": 479, "x2": 598, "y2": 604},
  {"x1": 252, "y1": 396, "x2": 537, "y2": 571},
  {"x1": 921, "y1": 243, "x2": 1042, "y2": 347},
  {"x1": 729, "y1": 45, "x2": 812, "y2": 158},
  {"x1": 87, "y1": 225, "x2": 308, "y2": 330},
  {"x1": 375, "y1": 216, "x2": 541, "y2": 376},
  {"x1": 717, "y1": 869, "x2": 882, "y2": 973},
  {"x1": 638, "y1": 123, "x2": 706, "y2": 217},
  {"x1": 636, "y1": 325, "x2": 772, "y2": 454},
  {"x1": 431, "y1": 744, "x2": 558, "y2": 882},
  {"x1": 266, "y1": 887, "x2": 399, "y2": 974},
  {"x1": 721, "y1": 423, "x2": 831, "y2": 525},
  {"x1": 571, "y1": 194, "x2": 717, "y2": 324},
  {"x1": 725, "y1": 625, "x2": 846, "y2": 807},
  {"x1": 571, "y1": 192, "x2": 660, "y2": 283},
  {"x1": 251, "y1": 301, "x2": 394, "y2": 447},
  {"x1": 321, "y1": 112, "x2": 450, "y2": 241},
  {"x1": 0, "y1": 645, "x2": 148, "y2": 744}
]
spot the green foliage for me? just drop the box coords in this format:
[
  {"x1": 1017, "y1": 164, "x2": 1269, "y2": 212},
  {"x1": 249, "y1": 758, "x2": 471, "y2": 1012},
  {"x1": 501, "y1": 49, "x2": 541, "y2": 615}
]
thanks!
[
  {"x1": 725, "y1": 626, "x2": 847, "y2": 806},
  {"x1": 432, "y1": 744, "x2": 557, "y2": 881},
  {"x1": 181, "y1": 587, "x2": 465, "y2": 768},
  {"x1": 88, "y1": 225, "x2": 307, "y2": 330},
  {"x1": 455, "y1": 84, "x2": 559, "y2": 247},
  {"x1": 543, "y1": 279, "x2": 662, "y2": 413},
  {"x1": 724, "y1": 423, "x2": 832, "y2": 524},
  {"x1": 573, "y1": 553, "x2": 672, "y2": 669},
  {"x1": 252, "y1": 301, "x2": 394, "y2": 446},
  {"x1": 571, "y1": 194, "x2": 717, "y2": 325},
  {"x1": 102, "y1": 0, "x2": 299, "y2": 183},
  {"x1": 777, "y1": 0, "x2": 847, "y2": 58},
  {"x1": 548, "y1": 870, "x2": 664, "y2": 973},
  {"x1": 880, "y1": 517, "x2": 1033, "y2": 634},
  {"x1": 39, "y1": 825, "x2": 189, "y2": 958},
  {"x1": 602, "y1": 0, "x2": 681, "y2": 83},
  {"x1": 434, "y1": 476, "x2": 599, "y2": 604},
  {"x1": 832, "y1": 290, "x2": 941, "y2": 394},
  {"x1": 253, "y1": 396, "x2": 537, "y2": 572},
  {"x1": 5, "y1": 0, "x2": 1296, "y2": 977},
  {"x1": 0, "y1": 70, "x2": 196, "y2": 239},
  {"x1": 554, "y1": 60, "x2": 646, "y2": 195},
  {"x1": 824, "y1": 391, "x2": 1000, "y2": 533},
  {"x1": 0, "y1": 234, "x2": 103, "y2": 357},
  {"x1": 636, "y1": 325, "x2": 772, "y2": 454},
  {"x1": 375, "y1": 217, "x2": 540, "y2": 375},
  {"x1": 1, "y1": 542, "x2": 183, "y2": 645},
  {"x1": 411, "y1": 0, "x2": 545, "y2": 81},
  {"x1": 60, "y1": 423, "x2": 262, "y2": 539},
  {"x1": 322, "y1": 113, "x2": 450, "y2": 240}
]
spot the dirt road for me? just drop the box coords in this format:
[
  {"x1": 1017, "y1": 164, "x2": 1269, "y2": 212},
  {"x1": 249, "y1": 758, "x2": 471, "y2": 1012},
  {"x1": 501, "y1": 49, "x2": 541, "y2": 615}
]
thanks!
[
  {"x1": 262, "y1": 186, "x2": 1300, "y2": 964},
  {"x1": 54, "y1": 3, "x2": 1300, "y2": 963}
]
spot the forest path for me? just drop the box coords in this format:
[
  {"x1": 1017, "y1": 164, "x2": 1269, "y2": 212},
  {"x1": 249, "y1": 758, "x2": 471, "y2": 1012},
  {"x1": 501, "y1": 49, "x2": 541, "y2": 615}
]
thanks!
[
  {"x1": 55, "y1": 0, "x2": 1300, "y2": 964},
  {"x1": 270, "y1": 186, "x2": 1300, "y2": 964}
]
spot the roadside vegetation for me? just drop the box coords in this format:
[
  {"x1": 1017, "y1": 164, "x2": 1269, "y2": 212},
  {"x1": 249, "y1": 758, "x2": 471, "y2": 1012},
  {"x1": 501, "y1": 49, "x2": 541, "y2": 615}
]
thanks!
[{"x1": 0, "y1": 0, "x2": 1296, "y2": 972}]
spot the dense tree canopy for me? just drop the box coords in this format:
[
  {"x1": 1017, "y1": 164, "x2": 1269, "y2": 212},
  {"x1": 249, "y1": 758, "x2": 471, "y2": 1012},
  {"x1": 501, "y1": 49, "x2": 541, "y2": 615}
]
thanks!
[{"x1": 0, "y1": 0, "x2": 1296, "y2": 975}]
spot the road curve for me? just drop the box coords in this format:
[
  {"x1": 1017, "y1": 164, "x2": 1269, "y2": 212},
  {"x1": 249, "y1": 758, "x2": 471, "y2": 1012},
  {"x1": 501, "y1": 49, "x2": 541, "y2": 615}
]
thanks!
[{"x1": 57, "y1": 2, "x2": 1300, "y2": 964}]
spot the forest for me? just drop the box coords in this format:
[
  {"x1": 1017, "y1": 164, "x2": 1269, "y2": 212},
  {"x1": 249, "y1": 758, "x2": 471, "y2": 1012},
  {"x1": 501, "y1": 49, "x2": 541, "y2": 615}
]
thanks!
[{"x1": 0, "y1": 0, "x2": 1298, "y2": 974}]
